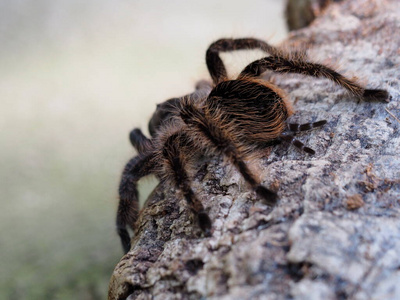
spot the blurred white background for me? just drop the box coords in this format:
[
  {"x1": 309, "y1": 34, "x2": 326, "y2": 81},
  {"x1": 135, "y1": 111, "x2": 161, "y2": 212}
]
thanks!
[{"x1": 0, "y1": 0, "x2": 287, "y2": 298}]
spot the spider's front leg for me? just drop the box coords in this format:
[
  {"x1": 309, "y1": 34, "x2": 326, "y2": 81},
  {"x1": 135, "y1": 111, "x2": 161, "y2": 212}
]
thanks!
[{"x1": 117, "y1": 153, "x2": 156, "y2": 253}]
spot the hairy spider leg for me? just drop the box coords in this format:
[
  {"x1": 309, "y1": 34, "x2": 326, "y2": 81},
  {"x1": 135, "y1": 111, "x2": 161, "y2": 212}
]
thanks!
[
  {"x1": 161, "y1": 132, "x2": 212, "y2": 235},
  {"x1": 180, "y1": 100, "x2": 278, "y2": 205},
  {"x1": 206, "y1": 38, "x2": 280, "y2": 84},
  {"x1": 287, "y1": 120, "x2": 327, "y2": 132},
  {"x1": 117, "y1": 154, "x2": 155, "y2": 253},
  {"x1": 205, "y1": 37, "x2": 387, "y2": 100},
  {"x1": 278, "y1": 133, "x2": 316, "y2": 155},
  {"x1": 129, "y1": 128, "x2": 151, "y2": 154},
  {"x1": 238, "y1": 56, "x2": 389, "y2": 101},
  {"x1": 275, "y1": 120, "x2": 327, "y2": 154}
]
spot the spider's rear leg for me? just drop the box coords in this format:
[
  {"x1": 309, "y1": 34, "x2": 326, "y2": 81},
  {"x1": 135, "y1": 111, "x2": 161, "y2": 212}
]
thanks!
[
  {"x1": 279, "y1": 133, "x2": 316, "y2": 155},
  {"x1": 287, "y1": 120, "x2": 327, "y2": 132},
  {"x1": 239, "y1": 56, "x2": 389, "y2": 102},
  {"x1": 117, "y1": 153, "x2": 155, "y2": 253},
  {"x1": 281, "y1": 120, "x2": 327, "y2": 154},
  {"x1": 162, "y1": 132, "x2": 212, "y2": 236}
]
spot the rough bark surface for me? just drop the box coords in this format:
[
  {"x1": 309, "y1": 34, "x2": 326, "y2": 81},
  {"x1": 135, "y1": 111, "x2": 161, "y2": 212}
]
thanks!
[{"x1": 109, "y1": 0, "x2": 400, "y2": 299}]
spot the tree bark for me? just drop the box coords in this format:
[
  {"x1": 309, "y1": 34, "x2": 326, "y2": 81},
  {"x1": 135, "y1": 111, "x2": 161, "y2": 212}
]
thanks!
[{"x1": 109, "y1": 0, "x2": 400, "y2": 299}]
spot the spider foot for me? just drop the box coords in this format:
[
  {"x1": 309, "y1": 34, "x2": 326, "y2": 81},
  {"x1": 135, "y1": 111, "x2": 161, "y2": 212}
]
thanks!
[
  {"x1": 198, "y1": 211, "x2": 212, "y2": 237},
  {"x1": 302, "y1": 146, "x2": 315, "y2": 155},
  {"x1": 363, "y1": 89, "x2": 389, "y2": 102},
  {"x1": 117, "y1": 227, "x2": 132, "y2": 254},
  {"x1": 255, "y1": 185, "x2": 278, "y2": 206}
]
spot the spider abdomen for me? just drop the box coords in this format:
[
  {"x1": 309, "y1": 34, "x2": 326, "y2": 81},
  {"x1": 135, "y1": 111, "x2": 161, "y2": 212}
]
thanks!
[{"x1": 205, "y1": 79, "x2": 292, "y2": 143}]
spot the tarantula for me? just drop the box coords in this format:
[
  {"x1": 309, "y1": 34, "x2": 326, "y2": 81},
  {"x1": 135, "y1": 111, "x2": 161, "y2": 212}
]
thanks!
[{"x1": 117, "y1": 38, "x2": 388, "y2": 253}]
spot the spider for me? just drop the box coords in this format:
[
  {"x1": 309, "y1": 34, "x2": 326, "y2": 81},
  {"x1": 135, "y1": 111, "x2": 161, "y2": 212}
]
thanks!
[{"x1": 117, "y1": 38, "x2": 388, "y2": 253}]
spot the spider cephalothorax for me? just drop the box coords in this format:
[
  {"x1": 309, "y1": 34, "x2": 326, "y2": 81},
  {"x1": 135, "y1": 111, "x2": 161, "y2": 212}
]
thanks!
[{"x1": 117, "y1": 38, "x2": 388, "y2": 253}]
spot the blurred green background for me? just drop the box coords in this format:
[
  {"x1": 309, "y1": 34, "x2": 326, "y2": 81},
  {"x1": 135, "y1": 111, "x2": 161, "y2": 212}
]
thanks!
[{"x1": 0, "y1": 0, "x2": 286, "y2": 299}]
